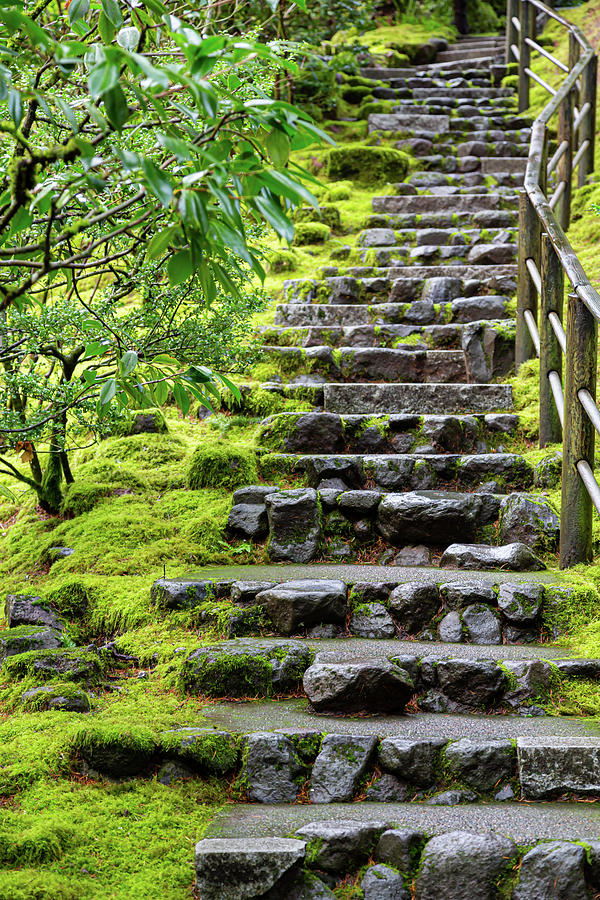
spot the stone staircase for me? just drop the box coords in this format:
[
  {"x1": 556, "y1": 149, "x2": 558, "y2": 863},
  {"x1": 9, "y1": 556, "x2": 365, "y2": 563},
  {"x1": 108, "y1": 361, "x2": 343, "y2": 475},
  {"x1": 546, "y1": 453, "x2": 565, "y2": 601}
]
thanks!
[{"x1": 171, "y1": 36, "x2": 600, "y2": 898}]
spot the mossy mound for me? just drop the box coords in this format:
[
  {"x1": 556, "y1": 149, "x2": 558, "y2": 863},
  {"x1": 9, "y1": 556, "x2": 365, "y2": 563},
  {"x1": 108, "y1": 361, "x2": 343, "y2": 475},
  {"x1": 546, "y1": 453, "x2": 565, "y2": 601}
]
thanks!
[
  {"x1": 327, "y1": 144, "x2": 409, "y2": 186},
  {"x1": 293, "y1": 206, "x2": 341, "y2": 231},
  {"x1": 3, "y1": 648, "x2": 103, "y2": 684},
  {"x1": 292, "y1": 222, "x2": 331, "y2": 246},
  {"x1": 187, "y1": 445, "x2": 258, "y2": 491},
  {"x1": 61, "y1": 483, "x2": 113, "y2": 517}
]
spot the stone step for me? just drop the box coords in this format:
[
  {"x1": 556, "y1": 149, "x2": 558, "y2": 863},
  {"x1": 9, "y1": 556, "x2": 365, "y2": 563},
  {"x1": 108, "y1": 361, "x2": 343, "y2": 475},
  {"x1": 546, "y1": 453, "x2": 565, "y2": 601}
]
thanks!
[
  {"x1": 260, "y1": 319, "x2": 515, "y2": 350},
  {"x1": 324, "y1": 382, "x2": 513, "y2": 415},
  {"x1": 436, "y1": 49, "x2": 502, "y2": 63},
  {"x1": 342, "y1": 265, "x2": 517, "y2": 288},
  {"x1": 411, "y1": 87, "x2": 512, "y2": 100},
  {"x1": 372, "y1": 194, "x2": 515, "y2": 213},
  {"x1": 358, "y1": 227, "x2": 515, "y2": 248},
  {"x1": 358, "y1": 243, "x2": 517, "y2": 268},
  {"x1": 367, "y1": 210, "x2": 517, "y2": 229},
  {"x1": 257, "y1": 411, "x2": 520, "y2": 454},
  {"x1": 274, "y1": 300, "x2": 512, "y2": 327},
  {"x1": 259, "y1": 346, "x2": 468, "y2": 384},
  {"x1": 481, "y1": 156, "x2": 528, "y2": 175},
  {"x1": 177, "y1": 634, "x2": 593, "y2": 713},
  {"x1": 261, "y1": 451, "x2": 534, "y2": 494}
]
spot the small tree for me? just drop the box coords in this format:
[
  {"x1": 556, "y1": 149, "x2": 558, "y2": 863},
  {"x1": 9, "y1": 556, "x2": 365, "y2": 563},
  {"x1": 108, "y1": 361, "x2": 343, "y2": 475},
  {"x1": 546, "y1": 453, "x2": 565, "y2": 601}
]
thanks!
[{"x1": 0, "y1": 0, "x2": 328, "y2": 511}]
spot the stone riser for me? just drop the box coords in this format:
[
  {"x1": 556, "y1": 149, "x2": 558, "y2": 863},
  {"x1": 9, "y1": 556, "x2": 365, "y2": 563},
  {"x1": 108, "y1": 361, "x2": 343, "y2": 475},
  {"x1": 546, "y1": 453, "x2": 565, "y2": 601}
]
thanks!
[
  {"x1": 257, "y1": 411, "x2": 519, "y2": 455},
  {"x1": 274, "y1": 301, "x2": 512, "y2": 327},
  {"x1": 367, "y1": 210, "x2": 517, "y2": 228},
  {"x1": 358, "y1": 226, "x2": 515, "y2": 247},
  {"x1": 323, "y1": 382, "x2": 513, "y2": 415},
  {"x1": 358, "y1": 245, "x2": 518, "y2": 267},
  {"x1": 372, "y1": 194, "x2": 514, "y2": 213}
]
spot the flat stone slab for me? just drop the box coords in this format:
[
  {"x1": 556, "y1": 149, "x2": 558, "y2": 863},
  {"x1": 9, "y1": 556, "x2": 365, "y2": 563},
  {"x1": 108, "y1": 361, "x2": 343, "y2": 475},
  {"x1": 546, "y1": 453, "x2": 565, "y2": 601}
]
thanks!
[
  {"x1": 206, "y1": 801, "x2": 600, "y2": 842},
  {"x1": 518, "y1": 737, "x2": 600, "y2": 799},
  {"x1": 324, "y1": 383, "x2": 513, "y2": 415}
]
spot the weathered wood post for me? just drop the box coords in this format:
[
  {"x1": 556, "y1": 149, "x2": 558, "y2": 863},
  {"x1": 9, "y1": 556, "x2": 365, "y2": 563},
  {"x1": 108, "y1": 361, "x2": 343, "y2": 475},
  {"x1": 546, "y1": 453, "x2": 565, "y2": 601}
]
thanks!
[
  {"x1": 516, "y1": 190, "x2": 540, "y2": 367},
  {"x1": 518, "y1": 0, "x2": 535, "y2": 112},
  {"x1": 579, "y1": 55, "x2": 597, "y2": 187},
  {"x1": 557, "y1": 86, "x2": 573, "y2": 231},
  {"x1": 560, "y1": 291, "x2": 597, "y2": 566},
  {"x1": 539, "y1": 234, "x2": 564, "y2": 446},
  {"x1": 506, "y1": 0, "x2": 519, "y2": 67}
]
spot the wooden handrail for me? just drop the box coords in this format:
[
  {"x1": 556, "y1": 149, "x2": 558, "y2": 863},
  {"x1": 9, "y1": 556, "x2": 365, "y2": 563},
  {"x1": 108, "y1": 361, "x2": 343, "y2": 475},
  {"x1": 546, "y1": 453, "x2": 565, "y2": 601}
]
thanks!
[{"x1": 508, "y1": 0, "x2": 599, "y2": 566}]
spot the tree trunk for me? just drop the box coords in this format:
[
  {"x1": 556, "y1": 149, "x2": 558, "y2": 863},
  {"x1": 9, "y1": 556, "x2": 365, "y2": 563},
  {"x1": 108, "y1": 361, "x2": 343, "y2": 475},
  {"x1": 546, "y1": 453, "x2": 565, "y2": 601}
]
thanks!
[
  {"x1": 38, "y1": 442, "x2": 63, "y2": 514},
  {"x1": 454, "y1": 0, "x2": 468, "y2": 34}
]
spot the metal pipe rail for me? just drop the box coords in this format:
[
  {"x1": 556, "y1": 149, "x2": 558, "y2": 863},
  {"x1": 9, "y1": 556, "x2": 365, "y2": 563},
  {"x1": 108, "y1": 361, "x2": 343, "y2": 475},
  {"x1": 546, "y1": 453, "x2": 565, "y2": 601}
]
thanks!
[{"x1": 508, "y1": 0, "x2": 599, "y2": 566}]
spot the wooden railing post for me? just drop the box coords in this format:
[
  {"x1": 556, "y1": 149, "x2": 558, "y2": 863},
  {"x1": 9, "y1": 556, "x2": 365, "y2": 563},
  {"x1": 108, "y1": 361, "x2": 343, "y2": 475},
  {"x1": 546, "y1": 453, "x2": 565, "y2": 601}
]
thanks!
[
  {"x1": 539, "y1": 234, "x2": 564, "y2": 446},
  {"x1": 516, "y1": 190, "x2": 540, "y2": 367},
  {"x1": 560, "y1": 291, "x2": 597, "y2": 567},
  {"x1": 506, "y1": 0, "x2": 519, "y2": 66},
  {"x1": 579, "y1": 55, "x2": 598, "y2": 187},
  {"x1": 557, "y1": 87, "x2": 573, "y2": 231},
  {"x1": 518, "y1": 0, "x2": 535, "y2": 112}
]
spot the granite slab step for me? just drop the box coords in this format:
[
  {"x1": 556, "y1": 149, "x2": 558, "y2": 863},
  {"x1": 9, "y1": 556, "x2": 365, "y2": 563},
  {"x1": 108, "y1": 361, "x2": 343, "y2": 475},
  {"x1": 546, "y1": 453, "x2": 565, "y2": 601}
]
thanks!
[
  {"x1": 481, "y1": 156, "x2": 528, "y2": 174},
  {"x1": 274, "y1": 300, "x2": 513, "y2": 327},
  {"x1": 324, "y1": 383, "x2": 513, "y2": 415},
  {"x1": 367, "y1": 210, "x2": 518, "y2": 229},
  {"x1": 372, "y1": 194, "x2": 515, "y2": 213}
]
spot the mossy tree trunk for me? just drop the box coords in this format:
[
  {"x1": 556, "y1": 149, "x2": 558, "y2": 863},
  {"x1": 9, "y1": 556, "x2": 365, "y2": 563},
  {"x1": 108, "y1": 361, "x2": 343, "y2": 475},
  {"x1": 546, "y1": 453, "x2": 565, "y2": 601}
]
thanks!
[{"x1": 454, "y1": 0, "x2": 467, "y2": 33}]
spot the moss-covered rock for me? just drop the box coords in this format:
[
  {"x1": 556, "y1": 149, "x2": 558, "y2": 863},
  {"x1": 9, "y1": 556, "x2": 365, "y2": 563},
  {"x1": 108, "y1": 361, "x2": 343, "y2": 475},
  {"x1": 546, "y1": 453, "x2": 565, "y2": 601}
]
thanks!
[
  {"x1": 19, "y1": 684, "x2": 91, "y2": 713},
  {"x1": 60, "y1": 483, "x2": 113, "y2": 517},
  {"x1": 187, "y1": 445, "x2": 258, "y2": 491},
  {"x1": 326, "y1": 145, "x2": 409, "y2": 186},
  {"x1": 0, "y1": 626, "x2": 63, "y2": 661},
  {"x1": 3, "y1": 648, "x2": 103, "y2": 684},
  {"x1": 292, "y1": 222, "x2": 331, "y2": 246},
  {"x1": 293, "y1": 206, "x2": 341, "y2": 231},
  {"x1": 158, "y1": 728, "x2": 240, "y2": 774}
]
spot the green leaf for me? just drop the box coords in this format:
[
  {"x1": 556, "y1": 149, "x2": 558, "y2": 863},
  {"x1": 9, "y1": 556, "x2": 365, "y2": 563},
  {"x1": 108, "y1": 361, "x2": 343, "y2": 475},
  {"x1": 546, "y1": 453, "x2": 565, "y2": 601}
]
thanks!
[
  {"x1": 253, "y1": 194, "x2": 294, "y2": 242},
  {"x1": 152, "y1": 354, "x2": 180, "y2": 367},
  {"x1": 167, "y1": 250, "x2": 193, "y2": 285},
  {"x1": 146, "y1": 225, "x2": 179, "y2": 261},
  {"x1": 101, "y1": 0, "x2": 123, "y2": 27},
  {"x1": 150, "y1": 380, "x2": 169, "y2": 406},
  {"x1": 8, "y1": 90, "x2": 22, "y2": 127},
  {"x1": 120, "y1": 350, "x2": 138, "y2": 376},
  {"x1": 84, "y1": 340, "x2": 111, "y2": 357},
  {"x1": 172, "y1": 381, "x2": 191, "y2": 416},
  {"x1": 141, "y1": 158, "x2": 172, "y2": 207},
  {"x1": 99, "y1": 378, "x2": 117, "y2": 405},
  {"x1": 0, "y1": 484, "x2": 16, "y2": 503},
  {"x1": 117, "y1": 26, "x2": 140, "y2": 51},
  {"x1": 265, "y1": 129, "x2": 290, "y2": 168},
  {"x1": 88, "y1": 60, "x2": 119, "y2": 99},
  {"x1": 217, "y1": 372, "x2": 241, "y2": 400},
  {"x1": 98, "y1": 12, "x2": 116, "y2": 45},
  {"x1": 103, "y1": 84, "x2": 130, "y2": 130},
  {"x1": 68, "y1": 0, "x2": 89, "y2": 23}
]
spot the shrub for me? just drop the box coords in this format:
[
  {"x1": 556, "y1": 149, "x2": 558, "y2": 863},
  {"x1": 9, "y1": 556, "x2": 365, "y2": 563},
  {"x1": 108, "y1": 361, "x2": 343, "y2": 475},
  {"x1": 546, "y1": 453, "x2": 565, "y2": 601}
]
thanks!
[
  {"x1": 327, "y1": 145, "x2": 409, "y2": 185},
  {"x1": 292, "y1": 222, "x2": 331, "y2": 245},
  {"x1": 187, "y1": 445, "x2": 258, "y2": 490}
]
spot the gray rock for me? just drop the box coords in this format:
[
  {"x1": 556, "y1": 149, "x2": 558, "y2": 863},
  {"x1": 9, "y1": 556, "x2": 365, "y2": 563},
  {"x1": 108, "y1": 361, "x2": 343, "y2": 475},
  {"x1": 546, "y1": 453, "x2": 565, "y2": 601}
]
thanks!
[
  {"x1": 307, "y1": 623, "x2": 343, "y2": 639},
  {"x1": 303, "y1": 660, "x2": 413, "y2": 714},
  {"x1": 4, "y1": 595, "x2": 62, "y2": 630},
  {"x1": 182, "y1": 639, "x2": 313, "y2": 697},
  {"x1": 513, "y1": 842, "x2": 589, "y2": 900},
  {"x1": 503, "y1": 659, "x2": 554, "y2": 703},
  {"x1": 393, "y1": 545, "x2": 432, "y2": 566},
  {"x1": 361, "y1": 864, "x2": 410, "y2": 900},
  {"x1": 310, "y1": 735, "x2": 377, "y2": 803},
  {"x1": 461, "y1": 604, "x2": 502, "y2": 645},
  {"x1": 231, "y1": 581, "x2": 276, "y2": 605},
  {"x1": 378, "y1": 492, "x2": 487, "y2": 546},
  {"x1": 439, "y1": 581, "x2": 496, "y2": 609},
  {"x1": 436, "y1": 659, "x2": 507, "y2": 707},
  {"x1": 157, "y1": 761, "x2": 196, "y2": 785},
  {"x1": 242, "y1": 732, "x2": 303, "y2": 803},
  {"x1": 150, "y1": 578, "x2": 213, "y2": 609},
  {"x1": 534, "y1": 453, "x2": 562, "y2": 488},
  {"x1": 365, "y1": 774, "x2": 408, "y2": 802},
  {"x1": 376, "y1": 829, "x2": 425, "y2": 872},
  {"x1": 425, "y1": 790, "x2": 477, "y2": 806},
  {"x1": 518, "y1": 737, "x2": 600, "y2": 799},
  {"x1": 445, "y1": 739, "x2": 515, "y2": 791},
  {"x1": 421, "y1": 277, "x2": 462, "y2": 303},
  {"x1": 349, "y1": 602, "x2": 396, "y2": 638},
  {"x1": 378, "y1": 738, "x2": 445, "y2": 787},
  {"x1": 281, "y1": 413, "x2": 345, "y2": 454},
  {"x1": 279, "y1": 872, "x2": 336, "y2": 900},
  {"x1": 359, "y1": 228, "x2": 397, "y2": 247},
  {"x1": 415, "y1": 831, "x2": 517, "y2": 900},
  {"x1": 499, "y1": 493, "x2": 559, "y2": 551},
  {"x1": 0, "y1": 626, "x2": 62, "y2": 660},
  {"x1": 257, "y1": 580, "x2": 346, "y2": 635},
  {"x1": 233, "y1": 485, "x2": 280, "y2": 504},
  {"x1": 438, "y1": 611, "x2": 463, "y2": 642},
  {"x1": 494, "y1": 783, "x2": 515, "y2": 801},
  {"x1": 451, "y1": 296, "x2": 508, "y2": 322},
  {"x1": 296, "y1": 820, "x2": 386, "y2": 873},
  {"x1": 440, "y1": 542, "x2": 546, "y2": 571},
  {"x1": 338, "y1": 490, "x2": 382, "y2": 514},
  {"x1": 497, "y1": 582, "x2": 543, "y2": 625},
  {"x1": 159, "y1": 728, "x2": 238, "y2": 774},
  {"x1": 267, "y1": 489, "x2": 322, "y2": 563},
  {"x1": 389, "y1": 583, "x2": 440, "y2": 632},
  {"x1": 468, "y1": 243, "x2": 517, "y2": 265},
  {"x1": 227, "y1": 503, "x2": 269, "y2": 539},
  {"x1": 194, "y1": 837, "x2": 306, "y2": 900},
  {"x1": 20, "y1": 685, "x2": 90, "y2": 712}
]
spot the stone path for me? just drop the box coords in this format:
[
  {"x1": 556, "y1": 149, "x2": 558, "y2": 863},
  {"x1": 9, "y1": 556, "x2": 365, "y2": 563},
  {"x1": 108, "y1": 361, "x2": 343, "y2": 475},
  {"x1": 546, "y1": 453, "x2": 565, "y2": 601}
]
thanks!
[{"x1": 164, "y1": 35, "x2": 600, "y2": 898}]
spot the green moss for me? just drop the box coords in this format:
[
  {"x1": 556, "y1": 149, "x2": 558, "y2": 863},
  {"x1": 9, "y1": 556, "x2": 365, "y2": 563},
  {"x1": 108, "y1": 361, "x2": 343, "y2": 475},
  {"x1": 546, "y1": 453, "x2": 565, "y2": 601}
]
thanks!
[
  {"x1": 158, "y1": 730, "x2": 240, "y2": 774},
  {"x1": 326, "y1": 145, "x2": 409, "y2": 186},
  {"x1": 187, "y1": 445, "x2": 258, "y2": 491},
  {"x1": 293, "y1": 222, "x2": 331, "y2": 246},
  {"x1": 3, "y1": 649, "x2": 103, "y2": 684},
  {"x1": 181, "y1": 652, "x2": 274, "y2": 698},
  {"x1": 293, "y1": 206, "x2": 341, "y2": 231},
  {"x1": 60, "y1": 483, "x2": 113, "y2": 517}
]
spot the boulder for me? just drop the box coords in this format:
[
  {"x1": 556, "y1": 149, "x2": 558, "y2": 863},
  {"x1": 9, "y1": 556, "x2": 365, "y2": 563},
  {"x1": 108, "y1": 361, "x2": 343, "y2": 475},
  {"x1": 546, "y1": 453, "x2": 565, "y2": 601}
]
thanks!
[
  {"x1": 159, "y1": 728, "x2": 239, "y2": 774},
  {"x1": 365, "y1": 774, "x2": 408, "y2": 802},
  {"x1": 438, "y1": 581, "x2": 496, "y2": 609},
  {"x1": 444, "y1": 739, "x2": 515, "y2": 791},
  {"x1": 310, "y1": 735, "x2": 377, "y2": 803},
  {"x1": 378, "y1": 492, "x2": 487, "y2": 546},
  {"x1": 194, "y1": 837, "x2": 306, "y2": 900},
  {"x1": 281, "y1": 413, "x2": 345, "y2": 453},
  {"x1": 376, "y1": 829, "x2": 426, "y2": 872},
  {"x1": 227, "y1": 503, "x2": 269, "y2": 539},
  {"x1": 361, "y1": 864, "x2": 411, "y2": 900},
  {"x1": 440, "y1": 543, "x2": 545, "y2": 571},
  {"x1": 349, "y1": 602, "x2": 396, "y2": 638},
  {"x1": 393, "y1": 545, "x2": 432, "y2": 566},
  {"x1": 389, "y1": 583, "x2": 440, "y2": 632},
  {"x1": 233, "y1": 485, "x2": 280, "y2": 504},
  {"x1": 425, "y1": 789, "x2": 477, "y2": 805},
  {"x1": 8, "y1": 648, "x2": 102, "y2": 683},
  {"x1": 378, "y1": 738, "x2": 445, "y2": 787},
  {"x1": 0, "y1": 626, "x2": 62, "y2": 660},
  {"x1": 518, "y1": 737, "x2": 600, "y2": 799},
  {"x1": 513, "y1": 842, "x2": 589, "y2": 900},
  {"x1": 242, "y1": 732, "x2": 304, "y2": 803},
  {"x1": 20, "y1": 685, "x2": 90, "y2": 712},
  {"x1": 460, "y1": 604, "x2": 501, "y2": 645},
  {"x1": 415, "y1": 831, "x2": 517, "y2": 900},
  {"x1": 498, "y1": 493, "x2": 559, "y2": 551},
  {"x1": 497, "y1": 582, "x2": 543, "y2": 625},
  {"x1": 267, "y1": 489, "x2": 322, "y2": 563},
  {"x1": 438, "y1": 611, "x2": 463, "y2": 642},
  {"x1": 436, "y1": 659, "x2": 507, "y2": 707},
  {"x1": 150, "y1": 579, "x2": 213, "y2": 610},
  {"x1": 295, "y1": 820, "x2": 387, "y2": 873},
  {"x1": 282, "y1": 873, "x2": 336, "y2": 899},
  {"x1": 182, "y1": 639, "x2": 313, "y2": 698},
  {"x1": 257, "y1": 580, "x2": 346, "y2": 635},
  {"x1": 231, "y1": 582, "x2": 276, "y2": 605},
  {"x1": 4, "y1": 595, "x2": 62, "y2": 631},
  {"x1": 303, "y1": 660, "x2": 413, "y2": 714}
]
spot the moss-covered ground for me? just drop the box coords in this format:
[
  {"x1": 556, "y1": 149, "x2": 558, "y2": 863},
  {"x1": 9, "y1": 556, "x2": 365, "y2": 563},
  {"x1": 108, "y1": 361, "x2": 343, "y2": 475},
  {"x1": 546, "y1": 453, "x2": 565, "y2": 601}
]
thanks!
[{"x1": 4, "y1": 7, "x2": 600, "y2": 895}]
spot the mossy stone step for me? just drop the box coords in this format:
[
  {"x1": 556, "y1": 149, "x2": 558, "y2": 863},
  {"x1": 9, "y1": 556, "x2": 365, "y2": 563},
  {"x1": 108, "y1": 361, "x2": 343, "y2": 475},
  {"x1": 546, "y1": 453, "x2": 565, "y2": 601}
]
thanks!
[
  {"x1": 323, "y1": 382, "x2": 513, "y2": 415},
  {"x1": 372, "y1": 194, "x2": 515, "y2": 213},
  {"x1": 274, "y1": 301, "x2": 511, "y2": 327}
]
